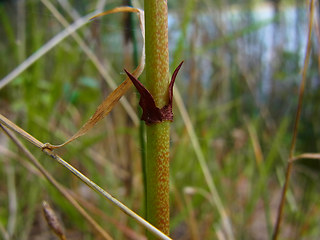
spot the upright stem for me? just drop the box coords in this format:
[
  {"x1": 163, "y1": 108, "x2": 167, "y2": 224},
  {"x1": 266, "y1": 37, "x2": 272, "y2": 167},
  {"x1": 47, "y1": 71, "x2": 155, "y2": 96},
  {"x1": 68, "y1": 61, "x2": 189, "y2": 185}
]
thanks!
[
  {"x1": 144, "y1": 0, "x2": 170, "y2": 236},
  {"x1": 272, "y1": 1, "x2": 314, "y2": 239}
]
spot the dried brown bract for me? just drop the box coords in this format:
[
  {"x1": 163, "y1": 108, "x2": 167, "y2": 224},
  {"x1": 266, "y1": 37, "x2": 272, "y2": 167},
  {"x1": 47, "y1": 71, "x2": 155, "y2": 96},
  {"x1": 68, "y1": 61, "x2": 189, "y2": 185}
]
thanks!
[{"x1": 124, "y1": 61, "x2": 183, "y2": 125}]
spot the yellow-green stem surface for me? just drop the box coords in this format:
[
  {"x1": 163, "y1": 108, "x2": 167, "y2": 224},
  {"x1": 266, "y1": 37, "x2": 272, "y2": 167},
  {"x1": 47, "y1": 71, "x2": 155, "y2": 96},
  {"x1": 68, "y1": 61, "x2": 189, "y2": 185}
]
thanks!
[
  {"x1": 145, "y1": 0, "x2": 169, "y2": 105},
  {"x1": 146, "y1": 123, "x2": 170, "y2": 234},
  {"x1": 145, "y1": 0, "x2": 170, "y2": 237}
]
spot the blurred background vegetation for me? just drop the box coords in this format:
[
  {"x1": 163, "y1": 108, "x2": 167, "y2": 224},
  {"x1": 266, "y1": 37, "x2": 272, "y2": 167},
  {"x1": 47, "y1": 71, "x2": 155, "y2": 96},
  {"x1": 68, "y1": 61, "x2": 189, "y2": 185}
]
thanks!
[{"x1": 1, "y1": 0, "x2": 320, "y2": 239}]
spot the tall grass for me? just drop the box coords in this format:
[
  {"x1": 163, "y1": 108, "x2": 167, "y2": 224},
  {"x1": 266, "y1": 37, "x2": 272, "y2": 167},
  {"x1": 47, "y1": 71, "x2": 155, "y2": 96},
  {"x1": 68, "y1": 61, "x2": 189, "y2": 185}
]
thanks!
[{"x1": 1, "y1": 0, "x2": 320, "y2": 239}]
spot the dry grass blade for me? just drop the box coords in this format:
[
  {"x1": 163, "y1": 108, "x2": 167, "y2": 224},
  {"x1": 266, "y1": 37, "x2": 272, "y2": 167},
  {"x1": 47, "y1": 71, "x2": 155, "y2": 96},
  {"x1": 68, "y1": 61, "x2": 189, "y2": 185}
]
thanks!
[
  {"x1": 290, "y1": 153, "x2": 320, "y2": 162},
  {"x1": 183, "y1": 188, "x2": 200, "y2": 240},
  {"x1": 0, "y1": 11, "x2": 99, "y2": 89},
  {"x1": 69, "y1": 194, "x2": 147, "y2": 240},
  {"x1": 42, "y1": 6, "x2": 145, "y2": 150},
  {"x1": 173, "y1": 88, "x2": 235, "y2": 240},
  {"x1": 0, "y1": 224, "x2": 9, "y2": 240},
  {"x1": 1, "y1": 5, "x2": 145, "y2": 149},
  {"x1": 314, "y1": 0, "x2": 320, "y2": 73},
  {"x1": 6, "y1": 163, "x2": 17, "y2": 238},
  {"x1": 45, "y1": 76, "x2": 133, "y2": 149},
  {"x1": 0, "y1": 120, "x2": 171, "y2": 240},
  {"x1": 41, "y1": 0, "x2": 140, "y2": 125},
  {"x1": 0, "y1": 124, "x2": 113, "y2": 240},
  {"x1": 0, "y1": 114, "x2": 44, "y2": 149},
  {"x1": 272, "y1": 0, "x2": 315, "y2": 239},
  {"x1": 89, "y1": 7, "x2": 143, "y2": 20},
  {"x1": 247, "y1": 121, "x2": 264, "y2": 165}
]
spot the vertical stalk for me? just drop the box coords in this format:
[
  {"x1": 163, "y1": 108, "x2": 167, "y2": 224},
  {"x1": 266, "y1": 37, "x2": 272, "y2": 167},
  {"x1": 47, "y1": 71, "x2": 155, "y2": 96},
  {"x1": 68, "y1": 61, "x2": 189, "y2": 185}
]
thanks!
[
  {"x1": 272, "y1": 1, "x2": 314, "y2": 239},
  {"x1": 144, "y1": 0, "x2": 170, "y2": 236},
  {"x1": 125, "y1": 0, "x2": 148, "y2": 216}
]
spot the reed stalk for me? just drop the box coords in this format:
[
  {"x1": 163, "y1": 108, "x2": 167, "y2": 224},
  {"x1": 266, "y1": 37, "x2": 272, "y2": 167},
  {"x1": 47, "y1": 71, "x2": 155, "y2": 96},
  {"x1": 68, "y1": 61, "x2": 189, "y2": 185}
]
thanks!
[{"x1": 144, "y1": 0, "x2": 171, "y2": 237}]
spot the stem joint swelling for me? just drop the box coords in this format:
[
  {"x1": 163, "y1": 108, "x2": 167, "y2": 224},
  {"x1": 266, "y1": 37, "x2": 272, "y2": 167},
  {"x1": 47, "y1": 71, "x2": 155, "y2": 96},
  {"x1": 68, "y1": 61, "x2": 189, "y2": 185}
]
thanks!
[{"x1": 124, "y1": 61, "x2": 183, "y2": 125}]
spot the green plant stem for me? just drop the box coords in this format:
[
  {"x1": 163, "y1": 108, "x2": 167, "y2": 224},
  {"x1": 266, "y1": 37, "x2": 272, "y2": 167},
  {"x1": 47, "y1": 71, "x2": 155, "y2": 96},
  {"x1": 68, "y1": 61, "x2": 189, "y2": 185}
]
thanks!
[
  {"x1": 146, "y1": 123, "x2": 170, "y2": 234},
  {"x1": 144, "y1": 0, "x2": 171, "y2": 236},
  {"x1": 125, "y1": 0, "x2": 148, "y2": 216}
]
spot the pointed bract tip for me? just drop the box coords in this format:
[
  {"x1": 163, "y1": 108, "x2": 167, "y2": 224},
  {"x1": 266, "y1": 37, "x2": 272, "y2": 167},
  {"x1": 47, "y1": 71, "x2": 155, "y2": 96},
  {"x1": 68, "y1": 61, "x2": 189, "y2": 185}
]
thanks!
[{"x1": 124, "y1": 60, "x2": 184, "y2": 125}]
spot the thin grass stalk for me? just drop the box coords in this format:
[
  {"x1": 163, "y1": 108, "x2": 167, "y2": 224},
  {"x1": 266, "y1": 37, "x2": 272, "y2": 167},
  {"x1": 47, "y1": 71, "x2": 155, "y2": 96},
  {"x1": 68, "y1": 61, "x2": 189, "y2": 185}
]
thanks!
[
  {"x1": 0, "y1": 125, "x2": 113, "y2": 240},
  {"x1": 57, "y1": 0, "x2": 81, "y2": 19},
  {"x1": 0, "y1": 224, "x2": 9, "y2": 240},
  {"x1": 291, "y1": 153, "x2": 320, "y2": 162},
  {"x1": 272, "y1": 1, "x2": 315, "y2": 239},
  {"x1": 184, "y1": 188, "x2": 200, "y2": 240},
  {"x1": 315, "y1": 0, "x2": 320, "y2": 74},
  {"x1": 0, "y1": 117, "x2": 171, "y2": 240},
  {"x1": 173, "y1": 88, "x2": 234, "y2": 239},
  {"x1": 16, "y1": 0, "x2": 26, "y2": 61},
  {"x1": 6, "y1": 163, "x2": 17, "y2": 238},
  {"x1": 40, "y1": 0, "x2": 139, "y2": 125},
  {"x1": 68, "y1": 192, "x2": 147, "y2": 240},
  {"x1": 125, "y1": 0, "x2": 148, "y2": 216},
  {"x1": 144, "y1": 0, "x2": 170, "y2": 236},
  {"x1": 0, "y1": 10, "x2": 99, "y2": 89}
]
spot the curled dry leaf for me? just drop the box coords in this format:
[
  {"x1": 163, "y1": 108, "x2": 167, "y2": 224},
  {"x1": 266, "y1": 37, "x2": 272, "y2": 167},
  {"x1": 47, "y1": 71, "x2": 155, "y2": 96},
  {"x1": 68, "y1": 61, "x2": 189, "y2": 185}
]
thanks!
[{"x1": 43, "y1": 7, "x2": 145, "y2": 150}]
